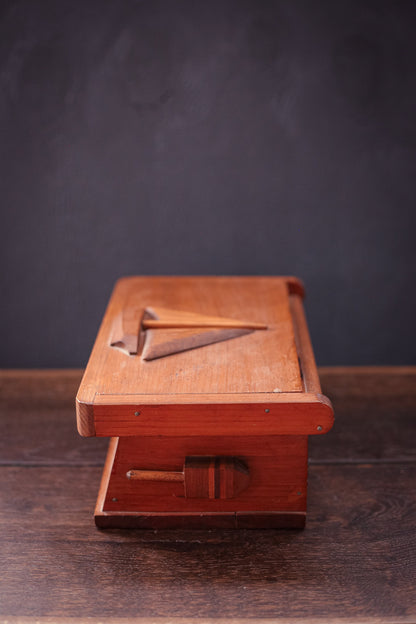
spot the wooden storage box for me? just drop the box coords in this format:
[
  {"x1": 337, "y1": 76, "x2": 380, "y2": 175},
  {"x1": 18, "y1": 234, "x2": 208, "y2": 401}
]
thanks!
[{"x1": 76, "y1": 276, "x2": 334, "y2": 529}]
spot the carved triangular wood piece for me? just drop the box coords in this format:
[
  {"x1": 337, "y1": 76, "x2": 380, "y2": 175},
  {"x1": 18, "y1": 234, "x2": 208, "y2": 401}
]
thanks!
[
  {"x1": 142, "y1": 327, "x2": 253, "y2": 361},
  {"x1": 110, "y1": 311, "x2": 144, "y2": 355}
]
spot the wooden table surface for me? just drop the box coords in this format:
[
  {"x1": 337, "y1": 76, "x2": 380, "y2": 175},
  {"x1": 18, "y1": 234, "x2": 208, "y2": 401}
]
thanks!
[{"x1": 0, "y1": 367, "x2": 415, "y2": 623}]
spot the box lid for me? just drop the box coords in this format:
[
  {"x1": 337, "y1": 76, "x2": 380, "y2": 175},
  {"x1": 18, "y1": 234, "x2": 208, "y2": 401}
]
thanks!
[{"x1": 76, "y1": 276, "x2": 333, "y2": 437}]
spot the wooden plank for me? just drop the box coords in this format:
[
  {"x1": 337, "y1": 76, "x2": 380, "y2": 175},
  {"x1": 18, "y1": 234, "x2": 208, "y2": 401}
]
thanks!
[
  {"x1": 319, "y1": 366, "x2": 416, "y2": 401},
  {"x1": 289, "y1": 293, "x2": 322, "y2": 393},
  {"x1": 2, "y1": 618, "x2": 415, "y2": 624},
  {"x1": 92, "y1": 393, "x2": 334, "y2": 437},
  {"x1": 0, "y1": 464, "x2": 415, "y2": 619},
  {"x1": 0, "y1": 367, "x2": 415, "y2": 621},
  {"x1": 310, "y1": 367, "x2": 416, "y2": 464},
  {"x1": 1, "y1": 368, "x2": 415, "y2": 465},
  {"x1": 0, "y1": 370, "x2": 101, "y2": 465},
  {"x1": 1, "y1": 367, "x2": 413, "y2": 406},
  {"x1": 0, "y1": 369, "x2": 83, "y2": 405},
  {"x1": 0, "y1": 405, "x2": 107, "y2": 466}
]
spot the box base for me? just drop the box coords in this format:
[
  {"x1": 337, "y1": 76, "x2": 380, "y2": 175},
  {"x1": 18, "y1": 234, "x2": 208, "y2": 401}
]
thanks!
[
  {"x1": 94, "y1": 436, "x2": 308, "y2": 530},
  {"x1": 94, "y1": 509, "x2": 306, "y2": 530}
]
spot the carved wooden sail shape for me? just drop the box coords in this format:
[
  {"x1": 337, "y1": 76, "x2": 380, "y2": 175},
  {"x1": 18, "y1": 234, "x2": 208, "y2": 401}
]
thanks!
[
  {"x1": 111, "y1": 306, "x2": 267, "y2": 360},
  {"x1": 142, "y1": 326, "x2": 253, "y2": 360}
]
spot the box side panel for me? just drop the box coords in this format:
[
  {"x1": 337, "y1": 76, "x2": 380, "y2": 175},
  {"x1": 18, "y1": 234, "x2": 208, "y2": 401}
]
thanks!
[
  {"x1": 100, "y1": 435, "x2": 308, "y2": 515},
  {"x1": 92, "y1": 394, "x2": 334, "y2": 437}
]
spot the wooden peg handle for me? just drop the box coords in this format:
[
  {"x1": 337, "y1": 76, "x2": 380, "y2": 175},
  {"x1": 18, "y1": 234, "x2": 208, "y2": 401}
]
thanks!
[
  {"x1": 126, "y1": 457, "x2": 250, "y2": 499},
  {"x1": 142, "y1": 319, "x2": 267, "y2": 330},
  {"x1": 126, "y1": 469, "x2": 184, "y2": 482}
]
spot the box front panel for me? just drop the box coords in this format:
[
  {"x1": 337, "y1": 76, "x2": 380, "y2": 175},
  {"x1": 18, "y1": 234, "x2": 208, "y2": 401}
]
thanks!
[{"x1": 102, "y1": 435, "x2": 308, "y2": 514}]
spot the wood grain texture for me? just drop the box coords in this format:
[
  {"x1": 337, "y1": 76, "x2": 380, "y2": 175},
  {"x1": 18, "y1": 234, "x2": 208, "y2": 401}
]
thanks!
[
  {"x1": 76, "y1": 277, "x2": 308, "y2": 436},
  {"x1": 92, "y1": 392, "x2": 334, "y2": 437},
  {"x1": 0, "y1": 464, "x2": 414, "y2": 619},
  {"x1": 141, "y1": 306, "x2": 268, "y2": 329},
  {"x1": 289, "y1": 293, "x2": 322, "y2": 393},
  {"x1": 1, "y1": 368, "x2": 415, "y2": 464},
  {"x1": 141, "y1": 327, "x2": 253, "y2": 361},
  {"x1": 1, "y1": 368, "x2": 416, "y2": 620},
  {"x1": 313, "y1": 367, "x2": 416, "y2": 464},
  {"x1": 1, "y1": 619, "x2": 415, "y2": 624},
  {"x1": 126, "y1": 469, "x2": 185, "y2": 482},
  {"x1": 0, "y1": 370, "x2": 106, "y2": 466},
  {"x1": 97, "y1": 435, "x2": 307, "y2": 520}
]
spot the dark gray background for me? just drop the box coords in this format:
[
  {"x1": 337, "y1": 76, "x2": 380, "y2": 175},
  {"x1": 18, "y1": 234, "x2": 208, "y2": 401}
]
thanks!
[{"x1": 1, "y1": 0, "x2": 415, "y2": 367}]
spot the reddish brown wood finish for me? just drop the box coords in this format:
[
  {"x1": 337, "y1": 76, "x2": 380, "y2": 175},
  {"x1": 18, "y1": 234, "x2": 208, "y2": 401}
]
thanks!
[
  {"x1": 94, "y1": 434, "x2": 308, "y2": 528},
  {"x1": 92, "y1": 393, "x2": 333, "y2": 437},
  {"x1": 141, "y1": 306, "x2": 268, "y2": 329},
  {"x1": 76, "y1": 276, "x2": 309, "y2": 437},
  {"x1": 126, "y1": 457, "x2": 250, "y2": 499},
  {"x1": 76, "y1": 276, "x2": 333, "y2": 529},
  {"x1": 2, "y1": 368, "x2": 416, "y2": 620}
]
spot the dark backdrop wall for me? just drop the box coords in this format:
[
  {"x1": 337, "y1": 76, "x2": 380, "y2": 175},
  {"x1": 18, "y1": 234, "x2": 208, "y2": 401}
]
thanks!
[{"x1": 1, "y1": 0, "x2": 415, "y2": 367}]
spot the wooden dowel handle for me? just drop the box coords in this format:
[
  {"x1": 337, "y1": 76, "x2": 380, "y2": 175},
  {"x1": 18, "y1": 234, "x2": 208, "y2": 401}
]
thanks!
[
  {"x1": 142, "y1": 320, "x2": 267, "y2": 330},
  {"x1": 126, "y1": 469, "x2": 184, "y2": 482}
]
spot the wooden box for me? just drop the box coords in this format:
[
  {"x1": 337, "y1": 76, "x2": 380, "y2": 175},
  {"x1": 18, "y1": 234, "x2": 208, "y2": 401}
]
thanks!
[{"x1": 76, "y1": 276, "x2": 334, "y2": 529}]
